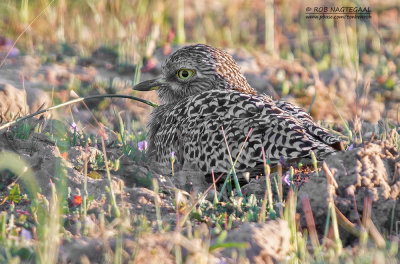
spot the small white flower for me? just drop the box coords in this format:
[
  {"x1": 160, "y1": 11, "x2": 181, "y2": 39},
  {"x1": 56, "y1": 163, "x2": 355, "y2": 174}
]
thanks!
[{"x1": 159, "y1": 175, "x2": 167, "y2": 183}]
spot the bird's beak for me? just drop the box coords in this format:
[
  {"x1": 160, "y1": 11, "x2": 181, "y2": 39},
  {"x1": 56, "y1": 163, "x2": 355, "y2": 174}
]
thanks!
[{"x1": 133, "y1": 78, "x2": 163, "y2": 91}]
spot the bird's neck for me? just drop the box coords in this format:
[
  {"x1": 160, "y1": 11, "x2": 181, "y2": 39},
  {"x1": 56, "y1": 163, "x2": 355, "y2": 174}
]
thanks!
[
  {"x1": 217, "y1": 73, "x2": 257, "y2": 95},
  {"x1": 232, "y1": 81, "x2": 257, "y2": 95}
]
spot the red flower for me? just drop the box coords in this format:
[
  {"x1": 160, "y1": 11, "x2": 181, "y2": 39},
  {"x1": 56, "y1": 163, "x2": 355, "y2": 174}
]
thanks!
[{"x1": 68, "y1": 195, "x2": 82, "y2": 208}]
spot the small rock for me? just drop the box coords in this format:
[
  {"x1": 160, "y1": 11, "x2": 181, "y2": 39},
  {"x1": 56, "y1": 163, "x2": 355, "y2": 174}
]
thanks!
[
  {"x1": 0, "y1": 83, "x2": 51, "y2": 123},
  {"x1": 62, "y1": 234, "x2": 175, "y2": 264},
  {"x1": 68, "y1": 146, "x2": 102, "y2": 170},
  {"x1": 219, "y1": 220, "x2": 290, "y2": 263},
  {"x1": 0, "y1": 83, "x2": 27, "y2": 123},
  {"x1": 26, "y1": 87, "x2": 51, "y2": 116}
]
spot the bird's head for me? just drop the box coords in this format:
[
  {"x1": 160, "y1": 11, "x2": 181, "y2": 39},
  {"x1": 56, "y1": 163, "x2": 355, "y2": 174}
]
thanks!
[{"x1": 133, "y1": 44, "x2": 256, "y2": 104}]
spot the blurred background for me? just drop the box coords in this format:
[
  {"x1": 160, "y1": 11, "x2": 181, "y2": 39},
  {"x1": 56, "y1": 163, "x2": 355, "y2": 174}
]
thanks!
[{"x1": 0, "y1": 0, "x2": 399, "y2": 131}]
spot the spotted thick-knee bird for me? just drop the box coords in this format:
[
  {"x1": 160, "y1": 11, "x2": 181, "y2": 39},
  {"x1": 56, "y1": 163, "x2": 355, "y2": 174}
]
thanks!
[{"x1": 133, "y1": 44, "x2": 343, "y2": 173}]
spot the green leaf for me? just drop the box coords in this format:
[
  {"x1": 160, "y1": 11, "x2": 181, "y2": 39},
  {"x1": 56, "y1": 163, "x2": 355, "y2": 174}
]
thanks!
[
  {"x1": 209, "y1": 242, "x2": 248, "y2": 252},
  {"x1": 9, "y1": 184, "x2": 21, "y2": 203}
]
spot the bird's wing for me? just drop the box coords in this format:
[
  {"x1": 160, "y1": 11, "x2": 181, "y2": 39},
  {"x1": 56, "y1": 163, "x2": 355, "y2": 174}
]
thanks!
[
  {"x1": 151, "y1": 90, "x2": 338, "y2": 172},
  {"x1": 273, "y1": 99, "x2": 344, "y2": 150}
]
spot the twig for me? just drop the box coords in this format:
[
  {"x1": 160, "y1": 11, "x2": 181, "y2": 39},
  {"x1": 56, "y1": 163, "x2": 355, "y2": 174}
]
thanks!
[{"x1": 0, "y1": 94, "x2": 158, "y2": 130}]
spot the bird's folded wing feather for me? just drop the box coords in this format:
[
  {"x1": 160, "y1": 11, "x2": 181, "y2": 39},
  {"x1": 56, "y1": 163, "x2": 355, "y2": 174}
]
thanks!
[
  {"x1": 274, "y1": 99, "x2": 344, "y2": 149},
  {"x1": 149, "y1": 90, "x2": 338, "y2": 172}
]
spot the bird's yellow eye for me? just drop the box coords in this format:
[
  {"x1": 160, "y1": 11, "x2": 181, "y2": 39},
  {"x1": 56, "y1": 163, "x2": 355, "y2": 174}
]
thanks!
[{"x1": 176, "y1": 69, "x2": 195, "y2": 80}]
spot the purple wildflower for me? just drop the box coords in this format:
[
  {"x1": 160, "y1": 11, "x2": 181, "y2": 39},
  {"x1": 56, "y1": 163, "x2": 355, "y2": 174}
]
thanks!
[
  {"x1": 283, "y1": 173, "x2": 291, "y2": 186},
  {"x1": 347, "y1": 144, "x2": 354, "y2": 151},
  {"x1": 8, "y1": 47, "x2": 19, "y2": 57},
  {"x1": 21, "y1": 228, "x2": 32, "y2": 241},
  {"x1": 138, "y1": 140, "x2": 148, "y2": 152},
  {"x1": 170, "y1": 151, "x2": 175, "y2": 162},
  {"x1": 279, "y1": 156, "x2": 285, "y2": 165},
  {"x1": 1, "y1": 38, "x2": 19, "y2": 58},
  {"x1": 48, "y1": 179, "x2": 55, "y2": 187},
  {"x1": 218, "y1": 258, "x2": 228, "y2": 264},
  {"x1": 70, "y1": 122, "x2": 78, "y2": 133}
]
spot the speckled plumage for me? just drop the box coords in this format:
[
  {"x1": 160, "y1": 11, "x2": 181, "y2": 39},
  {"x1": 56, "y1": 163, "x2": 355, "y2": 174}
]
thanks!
[{"x1": 134, "y1": 44, "x2": 342, "y2": 173}]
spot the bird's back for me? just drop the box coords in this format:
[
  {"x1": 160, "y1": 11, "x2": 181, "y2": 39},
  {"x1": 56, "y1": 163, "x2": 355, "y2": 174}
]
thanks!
[{"x1": 147, "y1": 89, "x2": 340, "y2": 173}]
